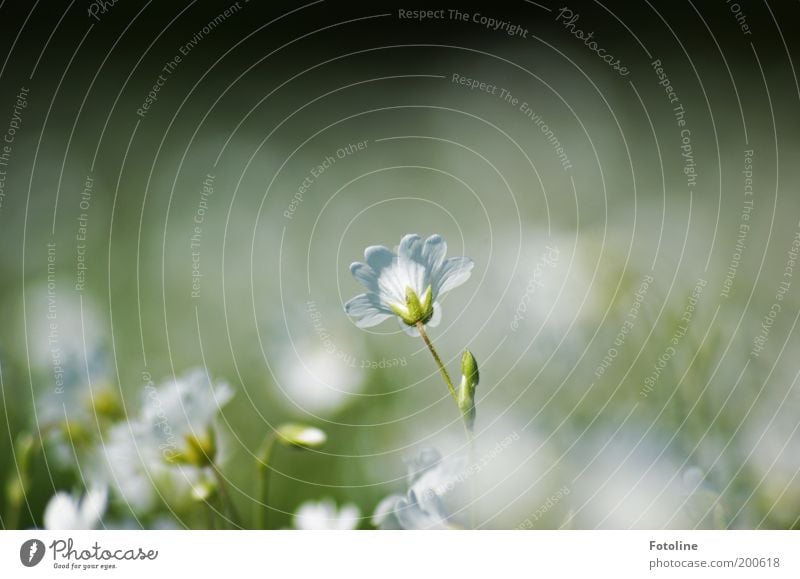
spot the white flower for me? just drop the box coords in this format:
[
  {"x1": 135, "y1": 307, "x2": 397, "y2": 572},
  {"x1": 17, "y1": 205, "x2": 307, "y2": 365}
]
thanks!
[
  {"x1": 372, "y1": 448, "x2": 465, "y2": 530},
  {"x1": 43, "y1": 487, "x2": 107, "y2": 530},
  {"x1": 293, "y1": 499, "x2": 360, "y2": 530},
  {"x1": 345, "y1": 234, "x2": 474, "y2": 336}
]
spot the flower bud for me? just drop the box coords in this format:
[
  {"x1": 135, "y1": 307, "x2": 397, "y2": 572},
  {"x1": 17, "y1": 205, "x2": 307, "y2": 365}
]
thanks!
[
  {"x1": 275, "y1": 423, "x2": 327, "y2": 449},
  {"x1": 457, "y1": 350, "x2": 479, "y2": 430}
]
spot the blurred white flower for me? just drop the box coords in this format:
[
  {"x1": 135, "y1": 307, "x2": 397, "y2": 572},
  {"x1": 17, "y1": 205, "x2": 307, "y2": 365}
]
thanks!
[
  {"x1": 293, "y1": 498, "x2": 360, "y2": 530},
  {"x1": 345, "y1": 234, "x2": 473, "y2": 337},
  {"x1": 43, "y1": 487, "x2": 107, "y2": 530},
  {"x1": 28, "y1": 286, "x2": 105, "y2": 377},
  {"x1": 372, "y1": 447, "x2": 465, "y2": 529},
  {"x1": 277, "y1": 343, "x2": 364, "y2": 415},
  {"x1": 138, "y1": 368, "x2": 233, "y2": 466},
  {"x1": 90, "y1": 368, "x2": 233, "y2": 513},
  {"x1": 568, "y1": 433, "x2": 691, "y2": 529}
]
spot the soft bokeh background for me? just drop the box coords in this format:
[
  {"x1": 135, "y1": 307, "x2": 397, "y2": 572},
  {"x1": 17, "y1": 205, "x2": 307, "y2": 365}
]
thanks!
[{"x1": 1, "y1": 0, "x2": 799, "y2": 529}]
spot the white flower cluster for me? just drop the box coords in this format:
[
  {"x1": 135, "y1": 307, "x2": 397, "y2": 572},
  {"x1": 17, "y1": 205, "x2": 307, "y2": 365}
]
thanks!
[{"x1": 40, "y1": 369, "x2": 234, "y2": 528}]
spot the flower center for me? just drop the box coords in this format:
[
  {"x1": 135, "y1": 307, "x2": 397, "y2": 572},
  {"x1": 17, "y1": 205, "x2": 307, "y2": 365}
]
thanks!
[{"x1": 389, "y1": 285, "x2": 434, "y2": 326}]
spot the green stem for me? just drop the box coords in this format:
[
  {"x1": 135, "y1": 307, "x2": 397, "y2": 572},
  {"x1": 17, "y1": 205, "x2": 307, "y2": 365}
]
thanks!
[
  {"x1": 416, "y1": 322, "x2": 458, "y2": 402},
  {"x1": 5, "y1": 433, "x2": 40, "y2": 529},
  {"x1": 417, "y1": 322, "x2": 475, "y2": 439},
  {"x1": 416, "y1": 322, "x2": 478, "y2": 527},
  {"x1": 210, "y1": 463, "x2": 240, "y2": 527},
  {"x1": 255, "y1": 433, "x2": 277, "y2": 530},
  {"x1": 467, "y1": 429, "x2": 477, "y2": 529}
]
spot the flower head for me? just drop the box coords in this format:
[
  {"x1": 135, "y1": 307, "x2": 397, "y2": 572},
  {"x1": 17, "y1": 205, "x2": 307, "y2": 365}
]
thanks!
[
  {"x1": 345, "y1": 234, "x2": 474, "y2": 336},
  {"x1": 457, "y1": 350, "x2": 480, "y2": 431},
  {"x1": 293, "y1": 498, "x2": 360, "y2": 530},
  {"x1": 43, "y1": 487, "x2": 107, "y2": 530}
]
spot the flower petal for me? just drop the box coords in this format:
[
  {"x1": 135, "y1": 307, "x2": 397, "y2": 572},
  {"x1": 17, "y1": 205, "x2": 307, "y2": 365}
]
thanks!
[
  {"x1": 167, "y1": 370, "x2": 233, "y2": 436},
  {"x1": 387, "y1": 258, "x2": 428, "y2": 303},
  {"x1": 345, "y1": 294, "x2": 393, "y2": 328},
  {"x1": 435, "y1": 256, "x2": 474, "y2": 295},
  {"x1": 295, "y1": 500, "x2": 332, "y2": 530},
  {"x1": 344, "y1": 293, "x2": 389, "y2": 316},
  {"x1": 398, "y1": 234, "x2": 423, "y2": 262},
  {"x1": 422, "y1": 234, "x2": 447, "y2": 271},
  {"x1": 398, "y1": 318, "x2": 420, "y2": 337},
  {"x1": 212, "y1": 380, "x2": 235, "y2": 410},
  {"x1": 349, "y1": 262, "x2": 378, "y2": 291}
]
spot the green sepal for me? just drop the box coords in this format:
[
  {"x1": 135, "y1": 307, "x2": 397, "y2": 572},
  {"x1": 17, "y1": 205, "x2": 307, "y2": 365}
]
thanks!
[{"x1": 457, "y1": 350, "x2": 479, "y2": 430}]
